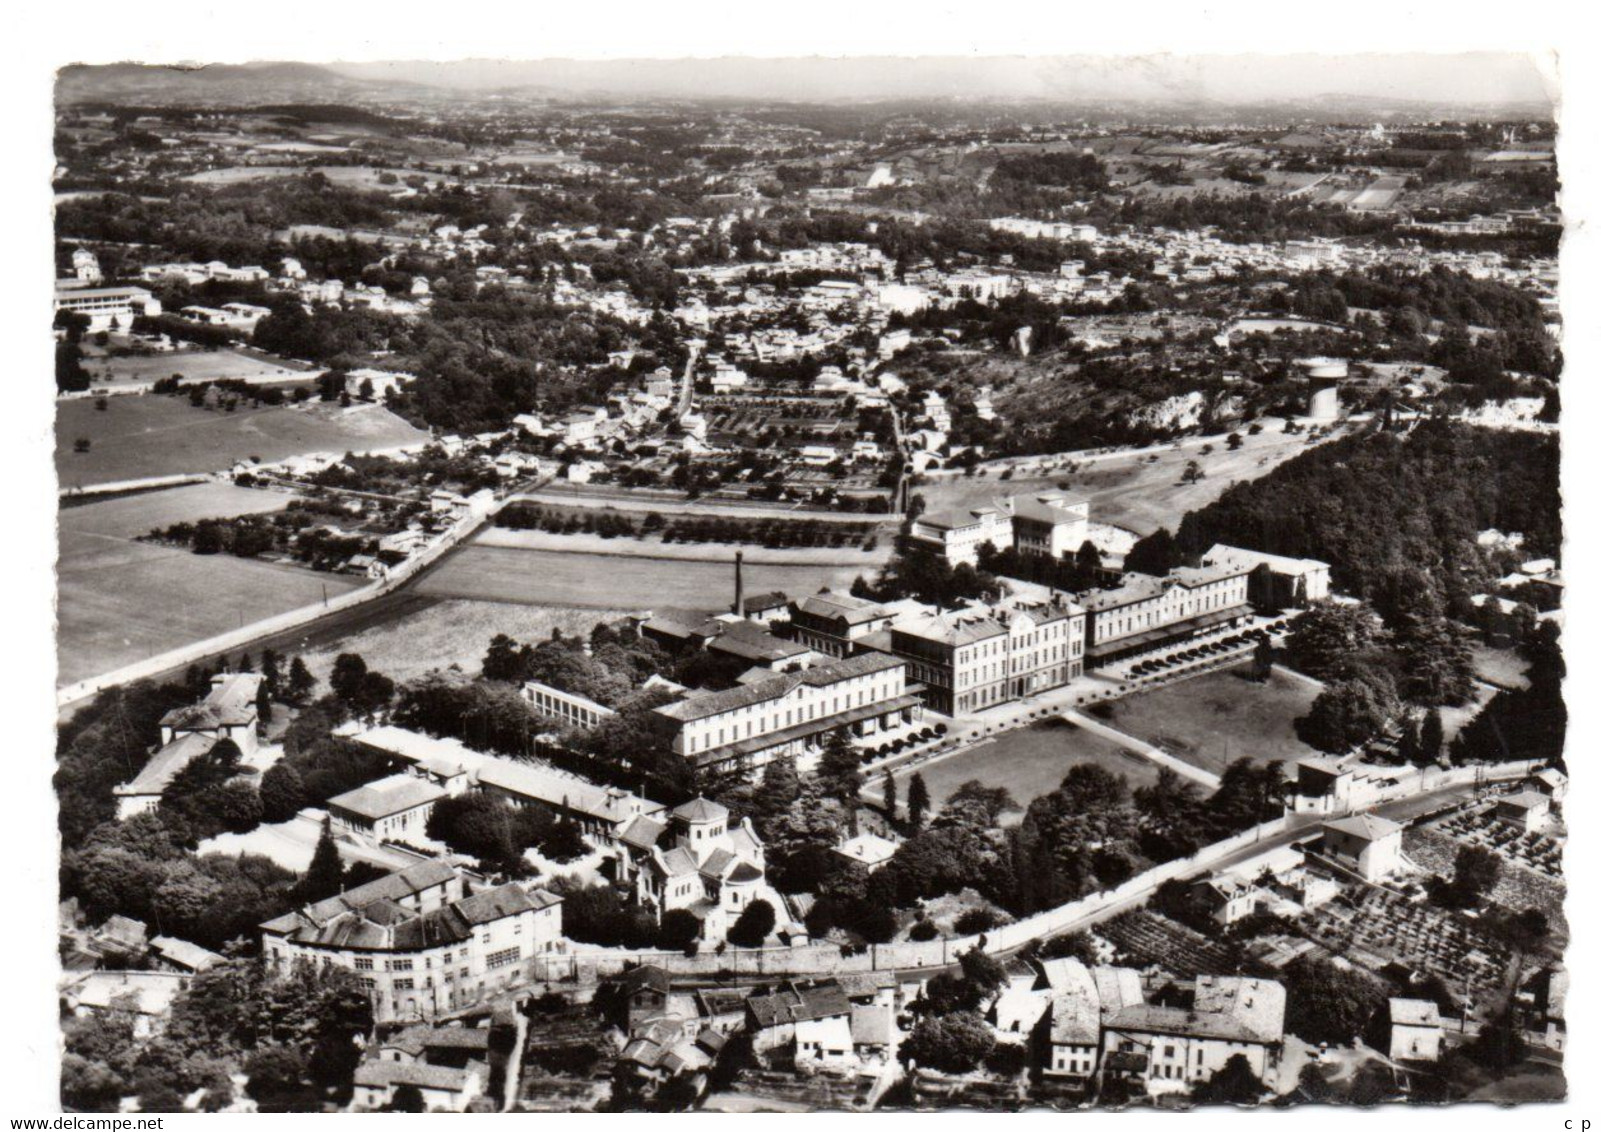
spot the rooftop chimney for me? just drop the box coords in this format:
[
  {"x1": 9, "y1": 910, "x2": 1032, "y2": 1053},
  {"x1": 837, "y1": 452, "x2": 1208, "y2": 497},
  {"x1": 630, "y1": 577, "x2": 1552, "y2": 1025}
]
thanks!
[{"x1": 733, "y1": 550, "x2": 745, "y2": 618}]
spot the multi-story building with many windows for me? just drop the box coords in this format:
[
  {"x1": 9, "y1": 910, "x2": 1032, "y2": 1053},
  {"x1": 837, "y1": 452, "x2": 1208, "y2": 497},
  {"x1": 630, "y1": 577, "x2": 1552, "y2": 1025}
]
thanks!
[
  {"x1": 908, "y1": 492, "x2": 1091, "y2": 567},
  {"x1": 1078, "y1": 561, "x2": 1253, "y2": 668},
  {"x1": 882, "y1": 596, "x2": 1086, "y2": 716},
  {"x1": 260, "y1": 862, "x2": 564, "y2": 1023},
  {"x1": 651, "y1": 651, "x2": 918, "y2": 772}
]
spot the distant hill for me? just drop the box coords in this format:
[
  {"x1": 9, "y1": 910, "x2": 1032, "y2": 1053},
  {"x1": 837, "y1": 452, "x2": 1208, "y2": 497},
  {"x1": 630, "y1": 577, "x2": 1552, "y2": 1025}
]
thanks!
[{"x1": 55, "y1": 61, "x2": 404, "y2": 106}]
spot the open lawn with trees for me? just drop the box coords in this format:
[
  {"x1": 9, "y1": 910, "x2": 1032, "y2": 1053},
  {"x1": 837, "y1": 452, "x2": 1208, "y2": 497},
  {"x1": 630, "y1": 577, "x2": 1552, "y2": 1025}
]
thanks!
[
  {"x1": 1095, "y1": 666, "x2": 1324, "y2": 774},
  {"x1": 902, "y1": 718, "x2": 1162, "y2": 819}
]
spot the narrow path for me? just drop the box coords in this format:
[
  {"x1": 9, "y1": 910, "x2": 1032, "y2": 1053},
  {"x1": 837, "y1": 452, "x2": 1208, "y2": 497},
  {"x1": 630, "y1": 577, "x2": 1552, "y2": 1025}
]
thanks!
[
  {"x1": 1062, "y1": 709, "x2": 1222, "y2": 789},
  {"x1": 501, "y1": 1007, "x2": 528, "y2": 1112}
]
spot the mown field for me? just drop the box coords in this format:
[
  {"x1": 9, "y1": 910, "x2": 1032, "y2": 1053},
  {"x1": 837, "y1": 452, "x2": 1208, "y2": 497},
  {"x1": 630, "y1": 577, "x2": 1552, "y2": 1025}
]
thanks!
[
  {"x1": 889, "y1": 717, "x2": 1163, "y2": 821},
  {"x1": 57, "y1": 483, "x2": 362, "y2": 685},
  {"x1": 82, "y1": 346, "x2": 315, "y2": 391},
  {"x1": 57, "y1": 395, "x2": 429, "y2": 487},
  {"x1": 1095, "y1": 665, "x2": 1324, "y2": 774},
  {"x1": 415, "y1": 543, "x2": 868, "y2": 611},
  {"x1": 297, "y1": 599, "x2": 635, "y2": 688}
]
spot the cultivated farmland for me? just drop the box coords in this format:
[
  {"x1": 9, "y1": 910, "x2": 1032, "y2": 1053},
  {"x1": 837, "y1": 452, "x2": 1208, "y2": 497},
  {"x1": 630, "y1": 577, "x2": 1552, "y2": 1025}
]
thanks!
[
  {"x1": 57, "y1": 482, "x2": 362, "y2": 685},
  {"x1": 56, "y1": 395, "x2": 429, "y2": 488}
]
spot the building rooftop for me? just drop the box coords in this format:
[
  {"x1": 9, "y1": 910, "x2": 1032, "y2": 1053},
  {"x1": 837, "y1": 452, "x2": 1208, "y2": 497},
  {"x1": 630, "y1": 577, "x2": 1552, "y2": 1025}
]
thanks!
[
  {"x1": 1389, "y1": 998, "x2": 1442, "y2": 1027},
  {"x1": 114, "y1": 732, "x2": 216, "y2": 799},
  {"x1": 791, "y1": 591, "x2": 892, "y2": 626},
  {"x1": 654, "y1": 651, "x2": 903, "y2": 724},
  {"x1": 1323, "y1": 813, "x2": 1404, "y2": 843},
  {"x1": 327, "y1": 774, "x2": 446, "y2": 822},
  {"x1": 354, "y1": 1059, "x2": 480, "y2": 1093}
]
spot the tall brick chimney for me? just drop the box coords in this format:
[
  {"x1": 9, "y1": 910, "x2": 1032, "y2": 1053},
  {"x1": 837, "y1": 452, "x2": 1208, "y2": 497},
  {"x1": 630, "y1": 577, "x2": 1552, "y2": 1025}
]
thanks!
[{"x1": 733, "y1": 550, "x2": 745, "y2": 618}]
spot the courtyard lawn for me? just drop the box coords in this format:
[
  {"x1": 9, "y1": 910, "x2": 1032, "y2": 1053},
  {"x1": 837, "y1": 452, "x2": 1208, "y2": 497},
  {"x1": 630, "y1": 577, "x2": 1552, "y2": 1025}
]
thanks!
[
  {"x1": 57, "y1": 395, "x2": 429, "y2": 488},
  {"x1": 416, "y1": 543, "x2": 868, "y2": 611},
  {"x1": 57, "y1": 483, "x2": 362, "y2": 685},
  {"x1": 297, "y1": 598, "x2": 638, "y2": 688},
  {"x1": 898, "y1": 717, "x2": 1162, "y2": 821},
  {"x1": 1097, "y1": 665, "x2": 1323, "y2": 775}
]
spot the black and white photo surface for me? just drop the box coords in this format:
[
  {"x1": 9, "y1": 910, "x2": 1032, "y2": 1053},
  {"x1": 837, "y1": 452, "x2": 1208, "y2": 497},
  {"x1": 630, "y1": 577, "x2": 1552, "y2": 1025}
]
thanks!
[{"x1": 46, "y1": 42, "x2": 1568, "y2": 1114}]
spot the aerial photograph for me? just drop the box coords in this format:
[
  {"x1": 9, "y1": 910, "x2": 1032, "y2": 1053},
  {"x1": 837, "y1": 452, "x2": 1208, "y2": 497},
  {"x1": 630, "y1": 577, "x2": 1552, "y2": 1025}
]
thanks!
[{"x1": 47, "y1": 43, "x2": 1566, "y2": 1114}]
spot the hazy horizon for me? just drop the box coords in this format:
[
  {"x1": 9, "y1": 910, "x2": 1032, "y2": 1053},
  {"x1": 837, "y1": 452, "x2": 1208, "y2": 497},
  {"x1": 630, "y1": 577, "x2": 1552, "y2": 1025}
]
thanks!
[
  {"x1": 330, "y1": 53, "x2": 1553, "y2": 108},
  {"x1": 60, "y1": 52, "x2": 1555, "y2": 111}
]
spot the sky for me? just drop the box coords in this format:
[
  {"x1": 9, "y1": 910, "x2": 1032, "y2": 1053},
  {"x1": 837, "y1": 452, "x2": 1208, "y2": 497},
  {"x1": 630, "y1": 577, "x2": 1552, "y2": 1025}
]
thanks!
[{"x1": 330, "y1": 53, "x2": 1554, "y2": 108}]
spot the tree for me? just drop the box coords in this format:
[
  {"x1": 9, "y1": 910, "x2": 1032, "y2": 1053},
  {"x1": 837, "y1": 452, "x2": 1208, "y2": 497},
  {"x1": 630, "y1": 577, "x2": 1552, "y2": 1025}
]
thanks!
[
  {"x1": 329, "y1": 654, "x2": 369, "y2": 704},
  {"x1": 1226, "y1": 432, "x2": 1244, "y2": 451},
  {"x1": 297, "y1": 816, "x2": 344, "y2": 903},
  {"x1": 817, "y1": 727, "x2": 862, "y2": 812},
  {"x1": 1297, "y1": 669, "x2": 1400, "y2": 754},
  {"x1": 1283, "y1": 955, "x2": 1388, "y2": 1047},
  {"x1": 727, "y1": 899, "x2": 776, "y2": 948},
  {"x1": 882, "y1": 769, "x2": 898, "y2": 821},
  {"x1": 1420, "y1": 708, "x2": 1445, "y2": 764},
  {"x1": 286, "y1": 657, "x2": 316, "y2": 705},
  {"x1": 259, "y1": 764, "x2": 307, "y2": 823},
  {"x1": 1125, "y1": 526, "x2": 1180, "y2": 576},
  {"x1": 481, "y1": 633, "x2": 527, "y2": 683},
  {"x1": 900, "y1": 1011, "x2": 995, "y2": 1073},
  {"x1": 1444, "y1": 844, "x2": 1502, "y2": 908},
  {"x1": 659, "y1": 909, "x2": 702, "y2": 953},
  {"x1": 244, "y1": 1044, "x2": 315, "y2": 1112},
  {"x1": 1192, "y1": 1053, "x2": 1265, "y2": 1105},
  {"x1": 1284, "y1": 602, "x2": 1384, "y2": 681},
  {"x1": 1181, "y1": 459, "x2": 1205, "y2": 485},
  {"x1": 389, "y1": 1083, "x2": 426, "y2": 1112},
  {"x1": 908, "y1": 773, "x2": 930, "y2": 832}
]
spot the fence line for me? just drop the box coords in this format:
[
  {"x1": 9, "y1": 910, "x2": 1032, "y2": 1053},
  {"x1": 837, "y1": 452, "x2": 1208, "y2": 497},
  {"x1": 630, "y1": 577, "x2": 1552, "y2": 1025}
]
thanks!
[{"x1": 525, "y1": 757, "x2": 1547, "y2": 986}]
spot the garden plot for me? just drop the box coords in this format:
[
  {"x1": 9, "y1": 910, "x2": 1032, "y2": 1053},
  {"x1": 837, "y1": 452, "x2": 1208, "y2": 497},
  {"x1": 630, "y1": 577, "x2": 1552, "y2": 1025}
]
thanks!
[
  {"x1": 1300, "y1": 887, "x2": 1510, "y2": 1000},
  {"x1": 1093, "y1": 909, "x2": 1236, "y2": 977},
  {"x1": 1405, "y1": 827, "x2": 1566, "y2": 935},
  {"x1": 1432, "y1": 806, "x2": 1563, "y2": 878}
]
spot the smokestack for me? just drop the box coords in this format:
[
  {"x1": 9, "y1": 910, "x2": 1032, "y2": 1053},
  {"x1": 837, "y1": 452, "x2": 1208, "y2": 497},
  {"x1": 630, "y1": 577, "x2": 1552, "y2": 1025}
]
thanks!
[{"x1": 734, "y1": 550, "x2": 745, "y2": 618}]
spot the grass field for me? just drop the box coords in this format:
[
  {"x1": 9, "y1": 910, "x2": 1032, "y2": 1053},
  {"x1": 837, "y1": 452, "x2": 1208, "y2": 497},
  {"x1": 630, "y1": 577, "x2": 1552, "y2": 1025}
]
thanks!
[
  {"x1": 57, "y1": 483, "x2": 362, "y2": 685},
  {"x1": 902, "y1": 717, "x2": 1162, "y2": 820},
  {"x1": 1095, "y1": 666, "x2": 1323, "y2": 774},
  {"x1": 297, "y1": 599, "x2": 636, "y2": 688},
  {"x1": 416, "y1": 543, "x2": 868, "y2": 611},
  {"x1": 183, "y1": 164, "x2": 440, "y2": 187},
  {"x1": 57, "y1": 395, "x2": 429, "y2": 488},
  {"x1": 83, "y1": 347, "x2": 315, "y2": 391},
  {"x1": 921, "y1": 426, "x2": 1333, "y2": 537}
]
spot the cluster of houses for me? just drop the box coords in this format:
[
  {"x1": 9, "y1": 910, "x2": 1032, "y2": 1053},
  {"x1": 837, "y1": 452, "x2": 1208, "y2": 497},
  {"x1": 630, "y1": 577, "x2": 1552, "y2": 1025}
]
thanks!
[{"x1": 608, "y1": 955, "x2": 1294, "y2": 1104}]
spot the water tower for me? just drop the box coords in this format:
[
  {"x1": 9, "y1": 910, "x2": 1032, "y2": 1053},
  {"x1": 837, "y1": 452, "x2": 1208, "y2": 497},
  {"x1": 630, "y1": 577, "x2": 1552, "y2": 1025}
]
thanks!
[{"x1": 1295, "y1": 357, "x2": 1350, "y2": 421}]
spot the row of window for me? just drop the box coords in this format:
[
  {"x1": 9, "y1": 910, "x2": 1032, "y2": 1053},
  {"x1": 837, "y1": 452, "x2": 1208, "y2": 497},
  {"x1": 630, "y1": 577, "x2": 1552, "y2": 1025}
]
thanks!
[{"x1": 686, "y1": 678, "x2": 901, "y2": 753}]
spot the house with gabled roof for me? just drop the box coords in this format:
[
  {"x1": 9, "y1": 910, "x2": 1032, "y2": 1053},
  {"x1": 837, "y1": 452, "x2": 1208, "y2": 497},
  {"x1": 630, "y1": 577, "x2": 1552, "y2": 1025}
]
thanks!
[
  {"x1": 352, "y1": 1058, "x2": 486, "y2": 1111},
  {"x1": 114, "y1": 673, "x2": 264, "y2": 819}
]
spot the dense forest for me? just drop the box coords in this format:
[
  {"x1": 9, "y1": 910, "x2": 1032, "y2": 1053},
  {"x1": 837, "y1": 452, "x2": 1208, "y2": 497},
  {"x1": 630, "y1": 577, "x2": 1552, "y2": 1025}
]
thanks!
[{"x1": 1132, "y1": 421, "x2": 1560, "y2": 606}]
